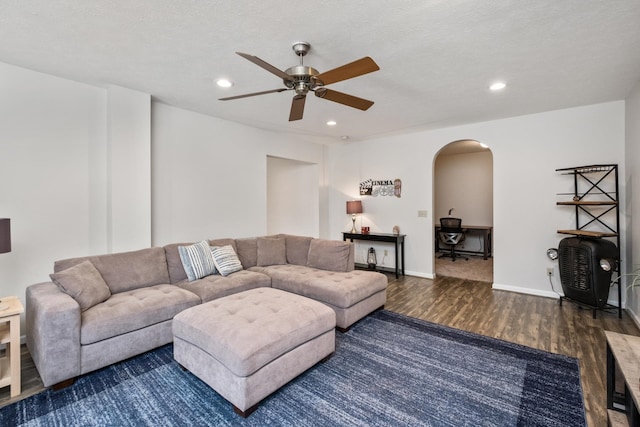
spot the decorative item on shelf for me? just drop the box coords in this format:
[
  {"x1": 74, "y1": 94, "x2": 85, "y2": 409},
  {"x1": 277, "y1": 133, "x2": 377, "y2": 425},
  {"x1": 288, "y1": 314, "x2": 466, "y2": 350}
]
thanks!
[
  {"x1": 367, "y1": 247, "x2": 377, "y2": 270},
  {"x1": 361, "y1": 226, "x2": 370, "y2": 234},
  {"x1": 393, "y1": 225, "x2": 400, "y2": 235},
  {"x1": 346, "y1": 201, "x2": 363, "y2": 233},
  {"x1": 0, "y1": 218, "x2": 11, "y2": 254}
]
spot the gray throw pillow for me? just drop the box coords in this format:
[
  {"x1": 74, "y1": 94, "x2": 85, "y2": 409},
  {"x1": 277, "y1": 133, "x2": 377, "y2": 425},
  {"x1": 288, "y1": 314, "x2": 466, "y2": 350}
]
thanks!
[
  {"x1": 257, "y1": 236, "x2": 287, "y2": 266},
  {"x1": 50, "y1": 260, "x2": 111, "y2": 311},
  {"x1": 306, "y1": 239, "x2": 351, "y2": 272}
]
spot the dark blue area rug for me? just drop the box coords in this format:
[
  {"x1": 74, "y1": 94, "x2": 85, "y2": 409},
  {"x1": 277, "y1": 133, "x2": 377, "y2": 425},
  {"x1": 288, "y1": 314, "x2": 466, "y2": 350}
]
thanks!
[{"x1": 1, "y1": 310, "x2": 585, "y2": 426}]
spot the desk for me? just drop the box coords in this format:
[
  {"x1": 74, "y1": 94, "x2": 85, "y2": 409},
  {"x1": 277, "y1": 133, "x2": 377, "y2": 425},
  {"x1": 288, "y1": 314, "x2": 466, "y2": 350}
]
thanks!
[
  {"x1": 343, "y1": 232, "x2": 405, "y2": 278},
  {"x1": 0, "y1": 296, "x2": 23, "y2": 398},
  {"x1": 435, "y1": 225, "x2": 492, "y2": 260},
  {"x1": 605, "y1": 331, "x2": 640, "y2": 426}
]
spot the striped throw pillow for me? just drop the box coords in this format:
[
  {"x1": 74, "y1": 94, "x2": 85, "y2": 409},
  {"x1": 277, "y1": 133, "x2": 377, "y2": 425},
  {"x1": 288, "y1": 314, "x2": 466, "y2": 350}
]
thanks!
[
  {"x1": 178, "y1": 240, "x2": 217, "y2": 281},
  {"x1": 211, "y1": 245, "x2": 243, "y2": 276}
]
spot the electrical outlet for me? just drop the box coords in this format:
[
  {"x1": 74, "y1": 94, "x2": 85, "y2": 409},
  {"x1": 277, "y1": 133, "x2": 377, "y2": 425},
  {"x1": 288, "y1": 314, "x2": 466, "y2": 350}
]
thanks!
[
  {"x1": 384, "y1": 250, "x2": 388, "y2": 256},
  {"x1": 546, "y1": 267, "x2": 554, "y2": 277}
]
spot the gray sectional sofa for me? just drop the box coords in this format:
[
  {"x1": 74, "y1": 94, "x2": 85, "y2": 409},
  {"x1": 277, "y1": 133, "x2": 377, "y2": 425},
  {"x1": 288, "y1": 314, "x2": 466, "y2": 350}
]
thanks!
[{"x1": 26, "y1": 234, "x2": 387, "y2": 388}]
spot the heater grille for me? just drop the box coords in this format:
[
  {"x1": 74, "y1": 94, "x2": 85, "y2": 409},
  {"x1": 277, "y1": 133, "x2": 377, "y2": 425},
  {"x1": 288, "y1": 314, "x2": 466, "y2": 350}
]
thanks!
[{"x1": 559, "y1": 245, "x2": 590, "y2": 291}]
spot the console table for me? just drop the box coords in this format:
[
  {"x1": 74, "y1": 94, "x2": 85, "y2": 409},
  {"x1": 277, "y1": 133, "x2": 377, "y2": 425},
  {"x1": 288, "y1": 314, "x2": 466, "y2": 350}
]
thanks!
[
  {"x1": 0, "y1": 296, "x2": 23, "y2": 398},
  {"x1": 605, "y1": 331, "x2": 640, "y2": 426},
  {"x1": 342, "y1": 232, "x2": 405, "y2": 278}
]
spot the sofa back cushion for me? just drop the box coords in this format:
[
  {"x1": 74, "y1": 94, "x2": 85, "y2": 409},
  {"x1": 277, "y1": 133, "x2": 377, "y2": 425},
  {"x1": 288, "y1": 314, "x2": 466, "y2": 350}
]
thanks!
[
  {"x1": 306, "y1": 239, "x2": 353, "y2": 272},
  {"x1": 283, "y1": 235, "x2": 313, "y2": 266},
  {"x1": 235, "y1": 237, "x2": 258, "y2": 268},
  {"x1": 164, "y1": 238, "x2": 237, "y2": 284},
  {"x1": 163, "y1": 242, "x2": 192, "y2": 284},
  {"x1": 54, "y1": 247, "x2": 170, "y2": 294},
  {"x1": 256, "y1": 236, "x2": 287, "y2": 266}
]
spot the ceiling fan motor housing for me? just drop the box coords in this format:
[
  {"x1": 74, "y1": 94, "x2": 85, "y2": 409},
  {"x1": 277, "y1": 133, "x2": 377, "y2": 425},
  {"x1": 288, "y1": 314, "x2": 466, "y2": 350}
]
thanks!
[{"x1": 284, "y1": 65, "x2": 320, "y2": 95}]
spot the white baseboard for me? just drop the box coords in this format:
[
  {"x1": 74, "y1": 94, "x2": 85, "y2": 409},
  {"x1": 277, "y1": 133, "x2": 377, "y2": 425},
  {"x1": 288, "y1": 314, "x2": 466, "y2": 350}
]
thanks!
[
  {"x1": 491, "y1": 283, "x2": 560, "y2": 299},
  {"x1": 405, "y1": 270, "x2": 435, "y2": 279}
]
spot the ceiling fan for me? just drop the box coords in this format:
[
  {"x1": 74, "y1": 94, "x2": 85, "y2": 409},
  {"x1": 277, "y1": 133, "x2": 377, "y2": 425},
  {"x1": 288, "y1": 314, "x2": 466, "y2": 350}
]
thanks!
[{"x1": 219, "y1": 42, "x2": 380, "y2": 121}]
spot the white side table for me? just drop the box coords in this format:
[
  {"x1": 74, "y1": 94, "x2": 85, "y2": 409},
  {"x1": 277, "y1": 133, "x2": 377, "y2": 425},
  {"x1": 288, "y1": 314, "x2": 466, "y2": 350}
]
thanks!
[{"x1": 0, "y1": 296, "x2": 23, "y2": 397}]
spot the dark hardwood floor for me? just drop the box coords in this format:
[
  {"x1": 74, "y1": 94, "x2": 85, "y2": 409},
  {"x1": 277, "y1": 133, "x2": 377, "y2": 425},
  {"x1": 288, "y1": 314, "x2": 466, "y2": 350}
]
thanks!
[{"x1": 2, "y1": 274, "x2": 638, "y2": 426}]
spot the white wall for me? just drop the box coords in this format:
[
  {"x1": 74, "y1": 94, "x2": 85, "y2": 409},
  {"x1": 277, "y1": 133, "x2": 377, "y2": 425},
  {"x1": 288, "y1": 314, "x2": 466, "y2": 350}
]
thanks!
[
  {"x1": 625, "y1": 80, "x2": 640, "y2": 322},
  {"x1": 107, "y1": 86, "x2": 151, "y2": 253},
  {"x1": 151, "y1": 102, "x2": 329, "y2": 246},
  {"x1": 328, "y1": 101, "x2": 626, "y2": 296},
  {"x1": 0, "y1": 62, "x2": 107, "y2": 331},
  {"x1": 267, "y1": 156, "x2": 319, "y2": 237}
]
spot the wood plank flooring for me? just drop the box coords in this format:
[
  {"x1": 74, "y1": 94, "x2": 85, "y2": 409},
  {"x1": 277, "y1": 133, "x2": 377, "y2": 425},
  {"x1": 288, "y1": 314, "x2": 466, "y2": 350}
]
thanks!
[{"x1": 2, "y1": 274, "x2": 638, "y2": 426}]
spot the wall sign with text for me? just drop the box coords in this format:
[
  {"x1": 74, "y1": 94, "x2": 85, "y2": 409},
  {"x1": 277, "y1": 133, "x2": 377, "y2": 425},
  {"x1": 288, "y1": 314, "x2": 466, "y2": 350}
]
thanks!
[{"x1": 359, "y1": 179, "x2": 402, "y2": 197}]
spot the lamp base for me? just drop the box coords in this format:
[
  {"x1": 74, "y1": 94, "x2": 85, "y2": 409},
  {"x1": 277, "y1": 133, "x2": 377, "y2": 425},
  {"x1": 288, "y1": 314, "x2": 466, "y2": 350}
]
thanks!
[{"x1": 351, "y1": 217, "x2": 357, "y2": 233}]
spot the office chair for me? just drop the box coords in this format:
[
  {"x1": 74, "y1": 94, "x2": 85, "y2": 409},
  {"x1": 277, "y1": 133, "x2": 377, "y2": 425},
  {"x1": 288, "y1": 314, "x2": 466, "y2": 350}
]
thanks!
[{"x1": 438, "y1": 217, "x2": 468, "y2": 261}]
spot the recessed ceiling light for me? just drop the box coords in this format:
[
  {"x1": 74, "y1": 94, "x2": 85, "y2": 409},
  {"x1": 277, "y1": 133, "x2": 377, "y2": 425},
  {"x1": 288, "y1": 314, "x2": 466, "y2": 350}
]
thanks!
[
  {"x1": 489, "y1": 82, "x2": 506, "y2": 91},
  {"x1": 341, "y1": 135, "x2": 349, "y2": 140},
  {"x1": 326, "y1": 120, "x2": 337, "y2": 126},
  {"x1": 216, "y1": 79, "x2": 234, "y2": 88}
]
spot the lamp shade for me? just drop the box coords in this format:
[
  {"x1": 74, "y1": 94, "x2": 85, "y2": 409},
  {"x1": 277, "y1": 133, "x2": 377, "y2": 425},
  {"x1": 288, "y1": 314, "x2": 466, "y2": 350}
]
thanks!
[
  {"x1": 0, "y1": 218, "x2": 10, "y2": 254},
  {"x1": 346, "y1": 200, "x2": 363, "y2": 215}
]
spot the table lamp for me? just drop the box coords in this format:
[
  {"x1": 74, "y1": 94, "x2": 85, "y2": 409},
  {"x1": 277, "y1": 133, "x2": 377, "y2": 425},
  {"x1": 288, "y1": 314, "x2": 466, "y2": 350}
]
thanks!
[
  {"x1": 0, "y1": 218, "x2": 10, "y2": 254},
  {"x1": 346, "y1": 201, "x2": 363, "y2": 233}
]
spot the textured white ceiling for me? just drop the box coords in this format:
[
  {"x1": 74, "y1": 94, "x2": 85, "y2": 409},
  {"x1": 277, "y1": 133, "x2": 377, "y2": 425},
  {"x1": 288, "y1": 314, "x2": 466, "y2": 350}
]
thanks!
[{"x1": 1, "y1": 0, "x2": 640, "y2": 142}]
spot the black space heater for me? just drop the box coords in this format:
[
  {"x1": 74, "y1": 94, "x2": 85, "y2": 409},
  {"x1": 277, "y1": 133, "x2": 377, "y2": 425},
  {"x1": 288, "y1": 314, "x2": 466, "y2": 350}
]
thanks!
[{"x1": 558, "y1": 237, "x2": 618, "y2": 308}]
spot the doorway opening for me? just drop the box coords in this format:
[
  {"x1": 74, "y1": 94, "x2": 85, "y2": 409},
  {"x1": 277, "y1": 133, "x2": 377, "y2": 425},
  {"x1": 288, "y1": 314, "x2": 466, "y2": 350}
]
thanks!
[
  {"x1": 433, "y1": 140, "x2": 493, "y2": 282},
  {"x1": 266, "y1": 156, "x2": 319, "y2": 236}
]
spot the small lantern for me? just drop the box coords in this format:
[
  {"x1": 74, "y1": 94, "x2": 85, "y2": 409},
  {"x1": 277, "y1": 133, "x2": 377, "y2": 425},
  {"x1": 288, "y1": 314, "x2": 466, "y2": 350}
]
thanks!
[{"x1": 367, "y1": 247, "x2": 377, "y2": 270}]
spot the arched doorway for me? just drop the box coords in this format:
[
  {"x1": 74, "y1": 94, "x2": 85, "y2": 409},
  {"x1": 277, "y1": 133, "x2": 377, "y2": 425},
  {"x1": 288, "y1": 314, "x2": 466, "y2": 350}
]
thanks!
[{"x1": 433, "y1": 139, "x2": 494, "y2": 282}]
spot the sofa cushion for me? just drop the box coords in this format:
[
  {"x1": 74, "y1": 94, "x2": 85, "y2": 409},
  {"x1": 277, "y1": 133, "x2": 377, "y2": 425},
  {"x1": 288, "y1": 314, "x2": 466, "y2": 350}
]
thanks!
[
  {"x1": 176, "y1": 270, "x2": 272, "y2": 303},
  {"x1": 257, "y1": 236, "x2": 287, "y2": 266},
  {"x1": 178, "y1": 240, "x2": 217, "y2": 281},
  {"x1": 80, "y1": 284, "x2": 200, "y2": 345},
  {"x1": 284, "y1": 235, "x2": 313, "y2": 266},
  {"x1": 211, "y1": 245, "x2": 243, "y2": 276},
  {"x1": 208, "y1": 238, "x2": 237, "y2": 253},
  {"x1": 235, "y1": 237, "x2": 258, "y2": 268},
  {"x1": 54, "y1": 247, "x2": 170, "y2": 294},
  {"x1": 306, "y1": 239, "x2": 351, "y2": 272},
  {"x1": 250, "y1": 265, "x2": 387, "y2": 309},
  {"x1": 163, "y1": 242, "x2": 192, "y2": 284},
  {"x1": 50, "y1": 260, "x2": 111, "y2": 311}
]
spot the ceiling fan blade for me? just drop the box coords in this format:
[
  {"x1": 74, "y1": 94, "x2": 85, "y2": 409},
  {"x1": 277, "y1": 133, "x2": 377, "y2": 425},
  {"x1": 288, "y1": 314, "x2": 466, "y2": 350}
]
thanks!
[
  {"x1": 314, "y1": 57, "x2": 379, "y2": 86},
  {"x1": 219, "y1": 88, "x2": 288, "y2": 101},
  {"x1": 289, "y1": 95, "x2": 306, "y2": 121},
  {"x1": 315, "y1": 88, "x2": 374, "y2": 111},
  {"x1": 236, "y1": 52, "x2": 293, "y2": 82}
]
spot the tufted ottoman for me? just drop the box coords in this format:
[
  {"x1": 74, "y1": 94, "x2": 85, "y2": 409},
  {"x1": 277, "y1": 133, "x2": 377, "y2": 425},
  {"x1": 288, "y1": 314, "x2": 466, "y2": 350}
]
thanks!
[{"x1": 172, "y1": 287, "x2": 336, "y2": 417}]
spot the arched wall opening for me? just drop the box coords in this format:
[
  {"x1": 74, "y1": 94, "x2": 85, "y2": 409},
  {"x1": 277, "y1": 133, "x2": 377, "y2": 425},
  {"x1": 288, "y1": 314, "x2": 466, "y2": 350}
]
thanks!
[{"x1": 433, "y1": 139, "x2": 494, "y2": 282}]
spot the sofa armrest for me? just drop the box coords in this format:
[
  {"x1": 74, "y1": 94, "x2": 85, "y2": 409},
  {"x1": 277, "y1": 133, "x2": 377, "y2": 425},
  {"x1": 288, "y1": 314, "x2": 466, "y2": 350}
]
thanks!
[{"x1": 26, "y1": 282, "x2": 82, "y2": 387}]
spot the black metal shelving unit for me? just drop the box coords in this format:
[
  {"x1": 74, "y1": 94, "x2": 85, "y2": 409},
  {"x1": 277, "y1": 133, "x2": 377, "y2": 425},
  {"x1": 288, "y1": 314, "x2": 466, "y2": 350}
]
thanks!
[{"x1": 555, "y1": 164, "x2": 621, "y2": 318}]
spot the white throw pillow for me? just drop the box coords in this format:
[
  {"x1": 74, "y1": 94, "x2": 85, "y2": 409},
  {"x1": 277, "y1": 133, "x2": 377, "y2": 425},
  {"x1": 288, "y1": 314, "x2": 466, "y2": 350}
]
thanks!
[
  {"x1": 211, "y1": 245, "x2": 243, "y2": 276},
  {"x1": 178, "y1": 240, "x2": 217, "y2": 281}
]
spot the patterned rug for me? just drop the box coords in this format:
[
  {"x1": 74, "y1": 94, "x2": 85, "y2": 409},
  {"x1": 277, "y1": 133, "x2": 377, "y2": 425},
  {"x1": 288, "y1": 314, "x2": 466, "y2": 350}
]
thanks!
[{"x1": 0, "y1": 311, "x2": 585, "y2": 426}]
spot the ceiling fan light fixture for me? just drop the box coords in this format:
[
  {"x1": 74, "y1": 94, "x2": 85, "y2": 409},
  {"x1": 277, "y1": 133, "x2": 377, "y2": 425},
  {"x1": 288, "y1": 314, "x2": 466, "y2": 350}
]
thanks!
[{"x1": 216, "y1": 78, "x2": 234, "y2": 88}]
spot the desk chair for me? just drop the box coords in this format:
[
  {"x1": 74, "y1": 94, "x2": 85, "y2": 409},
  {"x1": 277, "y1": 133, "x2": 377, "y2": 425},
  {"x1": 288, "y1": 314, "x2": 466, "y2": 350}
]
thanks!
[{"x1": 438, "y1": 217, "x2": 468, "y2": 261}]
